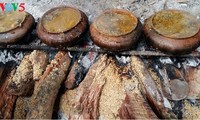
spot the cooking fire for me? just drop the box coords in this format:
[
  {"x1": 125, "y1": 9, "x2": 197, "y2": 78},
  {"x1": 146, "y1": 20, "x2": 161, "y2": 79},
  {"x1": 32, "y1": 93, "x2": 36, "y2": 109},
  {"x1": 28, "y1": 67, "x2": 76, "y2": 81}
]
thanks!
[{"x1": 0, "y1": 0, "x2": 200, "y2": 119}]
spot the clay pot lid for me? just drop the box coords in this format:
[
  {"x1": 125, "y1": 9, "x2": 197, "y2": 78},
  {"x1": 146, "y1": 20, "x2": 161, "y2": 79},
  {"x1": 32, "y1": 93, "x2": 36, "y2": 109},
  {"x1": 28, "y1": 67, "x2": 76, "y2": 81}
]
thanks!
[
  {"x1": 152, "y1": 9, "x2": 199, "y2": 39},
  {"x1": 42, "y1": 7, "x2": 81, "y2": 33},
  {"x1": 0, "y1": 11, "x2": 27, "y2": 33},
  {"x1": 93, "y1": 9, "x2": 138, "y2": 37}
]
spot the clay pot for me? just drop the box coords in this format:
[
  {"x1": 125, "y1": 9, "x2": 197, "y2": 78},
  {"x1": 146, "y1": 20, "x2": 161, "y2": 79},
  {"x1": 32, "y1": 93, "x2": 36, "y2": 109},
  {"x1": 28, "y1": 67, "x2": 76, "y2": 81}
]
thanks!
[
  {"x1": 144, "y1": 9, "x2": 200, "y2": 54},
  {"x1": 37, "y1": 6, "x2": 88, "y2": 47},
  {"x1": 0, "y1": 11, "x2": 34, "y2": 44},
  {"x1": 90, "y1": 9, "x2": 142, "y2": 51}
]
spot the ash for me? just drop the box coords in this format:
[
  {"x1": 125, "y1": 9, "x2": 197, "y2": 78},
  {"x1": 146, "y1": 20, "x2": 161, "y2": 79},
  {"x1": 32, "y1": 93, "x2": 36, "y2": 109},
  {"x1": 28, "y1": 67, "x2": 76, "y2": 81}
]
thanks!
[
  {"x1": 24, "y1": 0, "x2": 200, "y2": 22},
  {"x1": 0, "y1": 50, "x2": 24, "y2": 64},
  {"x1": 0, "y1": 0, "x2": 200, "y2": 66}
]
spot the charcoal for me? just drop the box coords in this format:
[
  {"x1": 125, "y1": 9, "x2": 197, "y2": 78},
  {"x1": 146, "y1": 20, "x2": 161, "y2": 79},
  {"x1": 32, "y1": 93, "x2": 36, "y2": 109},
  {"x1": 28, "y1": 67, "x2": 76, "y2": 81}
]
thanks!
[{"x1": 65, "y1": 52, "x2": 98, "y2": 89}]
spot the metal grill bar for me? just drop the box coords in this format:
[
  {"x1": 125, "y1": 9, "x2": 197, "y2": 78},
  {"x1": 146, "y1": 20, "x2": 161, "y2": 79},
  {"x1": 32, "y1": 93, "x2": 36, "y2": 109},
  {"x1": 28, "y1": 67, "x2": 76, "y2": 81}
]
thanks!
[{"x1": 0, "y1": 45, "x2": 200, "y2": 57}]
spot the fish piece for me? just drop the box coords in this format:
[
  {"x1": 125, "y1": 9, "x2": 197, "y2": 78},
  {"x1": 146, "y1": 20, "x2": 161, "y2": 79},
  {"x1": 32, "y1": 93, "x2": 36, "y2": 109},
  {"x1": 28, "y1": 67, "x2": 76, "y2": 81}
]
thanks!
[
  {"x1": 13, "y1": 97, "x2": 28, "y2": 119},
  {"x1": 98, "y1": 58, "x2": 157, "y2": 119},
  {"x1": 6, "y1": 54, "x2": 34, "y2": 96},
  {"x1": 59, "y1": 55, "x2": 108, "y2": 119},
  {"x1": 182, "y1": 100, "x2": 200, "y2": 119},
  {"x1": 59, "y1": 55, "x2": 157, "y2": 119},
  {"x1": 14, "y1": 80, "x2": 41, "y2": 119},
  {"x1": 0, "y1": 68, "x2": 17, "y2": 119},
  {"x1": 13, "y1": 50, "x2": 48, "y2": 119},
  {"x1": 118, "y1": 91, "x2": 157, "y2": 119},
  {"x1": 64, "y1": 61, "x2": 79, "y2": 89},
  {"x1": 185, "y1": 65, "x2": 200, "y2": 99},
  {"x1": 26, "y1": 51, "x2": 71, "y2": 119},
  {"x1": 131, "y1": 56, "x2": 176, "y2": 118},
  {"x1": 29, "y1": 50, "x2": 49, "y2": 81}
]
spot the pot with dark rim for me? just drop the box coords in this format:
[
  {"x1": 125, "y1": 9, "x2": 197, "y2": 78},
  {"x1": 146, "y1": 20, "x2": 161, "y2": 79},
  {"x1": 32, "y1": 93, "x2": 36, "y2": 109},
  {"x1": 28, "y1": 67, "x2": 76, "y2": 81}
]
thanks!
[
  {"x1": 0, "y1": 11, "x2": 34, "y2": 45},
  {"x1": 144, "y1": 9, "x2": 200, "y2": 54},
  {"x1": 37, "y1": 6, "x2": 89, "y2": 48},
  {"x1": 90, "y1": 9, "x2": 142, "y2": 51}
]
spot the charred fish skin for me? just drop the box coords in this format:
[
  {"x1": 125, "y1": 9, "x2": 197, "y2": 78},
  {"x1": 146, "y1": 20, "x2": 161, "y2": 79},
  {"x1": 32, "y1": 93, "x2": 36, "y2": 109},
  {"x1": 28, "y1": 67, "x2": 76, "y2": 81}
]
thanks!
[
  {"x1": 26, "y1": 51, "x2": 71, "y2": 119},
  {"x1": 130, "y1": 56, "x2": 176, "y2": 119},
  {"x1": 6, "y1": 54, "x2": 34, "y2": 96},
  {"x1": 118, "y1": 92, "x2": 157, "y2": 119},
  {"x1": 64, "y1": 60, "x2": 79, "y2": 89},
  {"x1": 0, "y1": 67, "x2": 17, "y2": 119}
]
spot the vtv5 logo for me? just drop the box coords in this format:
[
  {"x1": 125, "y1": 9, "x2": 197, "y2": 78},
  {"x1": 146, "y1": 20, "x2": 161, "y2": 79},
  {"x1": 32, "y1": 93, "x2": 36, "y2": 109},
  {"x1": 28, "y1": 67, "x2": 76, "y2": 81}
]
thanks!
[{"x1": 0, "y1": 3, "x2": 25, "y2": 12}]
